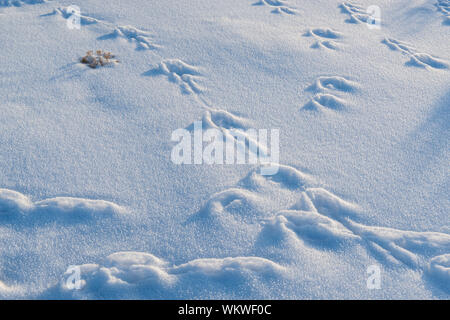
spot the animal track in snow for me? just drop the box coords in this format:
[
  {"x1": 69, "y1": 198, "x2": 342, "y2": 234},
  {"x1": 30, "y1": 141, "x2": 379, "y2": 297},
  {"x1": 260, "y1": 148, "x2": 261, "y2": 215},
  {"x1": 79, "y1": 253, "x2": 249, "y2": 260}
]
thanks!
[
  {"x1": 105, "y1": 25, "x2": 160, "y2": 50},
  {"x1": 382, "y1": 38, "x2": 449, "y2": 69},
  {"x1": 183, "y1": 109, "x2": 271, "y2": 168},
  {"x1": 47, "y1": 8, "x2": 161, "y2": 51},
  {"x1": 428, "y1": 254, "x2": 450, "y2": 287},
  {"x1": 199, "y1": 188, "x2": 262, "y2": 223},
  {"x1": 307, "y1": 76, "x2": 359, "y2": 93},
  {"x1": 197, "y1": 164, "x2": 315, "y2": 226},
  {"x1": 261, "y1": 187, "x2": 450, "y2": 274},
  {"x1": 179, "y1": 110, "x2": 270, "y2": 176},
  {"x1": 339, "y1": 2, "x2": 370, "y2": 24},
  {"x1": 302, "y1": 76, "x2": 359, "y2": 111},
  {"x1": 252, "y1": 0, "x2": 297, "y2": 15},
  {"x1": 0, "y1": 0, "x2": 45, "y2": 7},
  {"x1": 303, "y1": 28, "x2": 343, "y2": 50},
  {"x1": 203, "y1": 109, "x2": 268, "y2": 157},
  {"x1": 146, "y1": 59, "x2": 204, "y2": 94},
  {"x1": 303, "y1": 94, "x2": 347, "y2": 111},
  {"x1": 52, "y1": 6, "x2": 100, "y2": 25},
  {"x1": 194, "y1": 164, "x2": 450, "y2": 290},
  {"x1": 202, "y1": 109, "x2": 251, "y2": 131},
  {"x1": 436, "y1": 0, "x2": 450, "y2": 25}
]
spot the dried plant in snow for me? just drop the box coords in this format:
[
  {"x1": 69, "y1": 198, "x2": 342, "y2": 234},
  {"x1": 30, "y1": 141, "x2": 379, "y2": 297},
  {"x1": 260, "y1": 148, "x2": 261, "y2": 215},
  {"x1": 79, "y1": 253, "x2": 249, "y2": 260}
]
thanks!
[{"x1": 80, "y1": 50, "x2": 119, "y2": 69}]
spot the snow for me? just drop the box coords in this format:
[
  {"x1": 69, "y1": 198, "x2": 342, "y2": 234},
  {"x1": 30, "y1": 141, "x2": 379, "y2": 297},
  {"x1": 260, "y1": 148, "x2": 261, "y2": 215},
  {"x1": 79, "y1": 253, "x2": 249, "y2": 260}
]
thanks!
[
  {"x1": 428, "y1": 254, "x2": 450, "y2": 292},
  {"x1": 48, "y1": 252, "x2": 286, "y2": 299},
  {"x1": 0, "y1": 188, "x2": 126, "y2": 217},
  {"x1": 0, "y1": 0, "x2": 449, "y2": 299}
]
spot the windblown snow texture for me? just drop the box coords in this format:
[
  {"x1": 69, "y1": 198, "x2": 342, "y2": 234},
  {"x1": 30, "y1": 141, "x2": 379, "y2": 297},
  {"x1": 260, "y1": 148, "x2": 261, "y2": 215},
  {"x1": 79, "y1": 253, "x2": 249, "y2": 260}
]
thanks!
[{"x1": 0, "y1": 0, "x2": 448, "y2": 299}]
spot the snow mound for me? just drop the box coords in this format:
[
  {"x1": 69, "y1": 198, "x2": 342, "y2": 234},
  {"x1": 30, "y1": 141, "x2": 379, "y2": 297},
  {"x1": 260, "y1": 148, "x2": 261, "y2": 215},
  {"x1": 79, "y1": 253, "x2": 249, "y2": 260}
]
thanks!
[
  {"x1": 305, "y1": 188, "x2": 360, "y2": 219},
  {"x1": 255, "y1": 184, "x2": 449, "y2": 274},
  {"x1": 427, "y1": 254, "x2": 450, "y2": 289},
  {"x1": 172, "y1": 256, "x2": 285, "y2": 277},
  {"x1": 0, "y1": 189, "x2": 34, "y2": 215},
  {"x1": 35, "y1": 197, "x2": 126, "y2": 217},
  {"x1": 262, "y1": 209, "x2": 359, "y2": 247},
  {"x1": 243, "y1": 164, "x2": 315, "y2": 190},
  {"x1": 56, "y1": 252, "x2": 286, "y2": 299},
  {"x1": 0, "y1": 188, "x2": 126, "y2": 219},
  {"x1": 258, "y1": 188, "x2": 361, "y2": 247},
  {"x1": 199, "y1": 188, "x2": 261, "y2": 222},
  {"x1": 192, "y1": 164, "x2": 317, "y2": 240},
  {"x1": 193, "y1": 165, "x2": 449, "y2": 292}
]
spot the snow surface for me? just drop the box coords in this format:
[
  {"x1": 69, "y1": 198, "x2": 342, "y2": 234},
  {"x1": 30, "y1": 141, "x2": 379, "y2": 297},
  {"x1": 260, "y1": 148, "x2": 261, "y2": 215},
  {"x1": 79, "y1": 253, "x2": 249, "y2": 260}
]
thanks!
[{"x1": 0, "y1": 0, "x2": 449, "y2": 299}]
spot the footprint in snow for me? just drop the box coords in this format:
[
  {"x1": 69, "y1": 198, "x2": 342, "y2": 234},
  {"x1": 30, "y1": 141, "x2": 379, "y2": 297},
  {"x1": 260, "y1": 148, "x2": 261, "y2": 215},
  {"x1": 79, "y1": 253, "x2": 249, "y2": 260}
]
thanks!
[
  {"x1": 307, "y1": 76, "x2": 359, "y2": 93},
  {"x1": 252, "y1": 0, "x2": 297, "y2": 15},
  {"x1": 436, "y1": 0, "x2": 450, "y2": 25},
  {"x1": 144, "y1": 59, "x2": 205, "y2": 95},
  {"x1": 51, "y1": 6, "x2": 100, "y2": 25},
  {"x1": 302, "y1": 76, "x2": 359, "y2": 111},
  {"x1": 339, "y1": 2, "x2": 372, "y2": 24},
  {"x1": 196, "y1": 164, "x2": 450, "y2": 291},
  {"x1": 382, "y1": 38, "x2": 449, "y2": 69},
  {"x1": 100, "y1": 25, "x2": 161, "y2": 51},
  {"x1": 303, "y1": 28, "x2": 343, "y2": 51},
  {"x1": 183, "y1": 109, "x2": 268, "y2": 168},
  {"x1": 46, "y1": 8, "x2": 161, "y2": 51}
]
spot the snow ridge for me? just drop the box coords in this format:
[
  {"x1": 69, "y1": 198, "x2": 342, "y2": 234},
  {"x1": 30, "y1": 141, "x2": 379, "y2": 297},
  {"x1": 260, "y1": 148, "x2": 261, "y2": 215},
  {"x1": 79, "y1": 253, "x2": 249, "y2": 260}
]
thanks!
[{"x1": 0, "y1": 188, "x2": 126, "y2": 219}]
